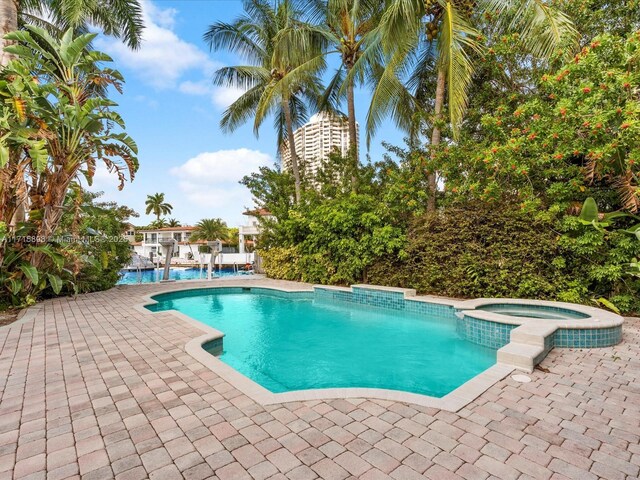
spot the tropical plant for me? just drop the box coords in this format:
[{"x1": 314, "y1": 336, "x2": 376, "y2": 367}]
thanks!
[
  {"x1": 205, "y1": 0, "x2": 326, "y2": 203},
  {"x1": 1, "y1": 0, "x2": 143, "y2": 66},
  {"x1": 365, "y1": 0, "x2": 578, "y2": 210},
  {"x1": 0, "y1": 221, "x2": 67, "y2": 305},
  {"x1": 57, "y1": 189, "x2": 135, "y2": 294},
  {"x1": 191, "y1": 218, "x2": 229, "y2": 242},
  {"x1": 0, "y1": 26, "x2": 138, "y2": 275},
  {"x1": 443, "y1": 33, "x2": 640, "y2": 215},
  {"x1": 144, "y1": 193, "x2": 173, "y2": 221},
  {"x1": 166, "y1": 218, "x2": 181, "y2": 227}
]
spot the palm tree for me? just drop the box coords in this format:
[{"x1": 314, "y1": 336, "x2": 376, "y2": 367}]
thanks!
[
  {"x1": 190, "y1": 218, "x2": 229, "y2": 242},
  {"x1": 367, "y1": 0, "x2": 577, "y2": 211},
  {"x1": 1, "y1": 0, "x2": 144, "y2": 66},
  {"x1": 148, "y1": 218, "x2": 167, "y2": 229},
  {"x1": 144, "y1": 193, "x2": 173, "y2": 222},
  {"x1": 166, "y1": 218, "x2": 181, "y2": 227},
  {"x1": 204, "y1": 0, "x2": 326, "y2": 204},
  {"x1": 305, "y1": 0, "x2": 383, "y2": 190}
]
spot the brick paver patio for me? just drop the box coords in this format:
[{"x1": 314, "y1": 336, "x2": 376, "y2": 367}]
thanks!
[{"x1": 0, "y1": 279, "x2": 639, "y2": 480}]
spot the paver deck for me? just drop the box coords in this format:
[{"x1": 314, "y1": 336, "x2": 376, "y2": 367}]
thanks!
[{"x1": 0, "y1": 278, "x2": 639, "y2": 480}]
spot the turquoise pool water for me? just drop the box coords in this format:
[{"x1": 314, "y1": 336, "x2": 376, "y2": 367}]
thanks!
[
  {"x1": 118, "y1": 268, "x2": 241, "y2": 285},
  {"x1": 477, "y1": 303, "x2": 589, "y2": 320},
  {"x1": 146, "y1": 288, "x2": 496, "y2": 397}
]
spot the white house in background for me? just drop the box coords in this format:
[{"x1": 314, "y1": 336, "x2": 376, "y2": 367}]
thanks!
[
  {"x1": 133, "y1": 226, "x2": 199, "y2": 261},
  {"x1": 238, "y1": 208, "x2": 273, "y2": 253},
  {"x1": 122, "y1": 223, "x2": 136, "y2": 243},
  {"x1": 132, "y1": 226, "x2": 254, "y2": 266}
]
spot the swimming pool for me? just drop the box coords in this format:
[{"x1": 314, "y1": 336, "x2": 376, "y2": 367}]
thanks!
[
  {"x1": 145, "y1": 288, "x2": 496, "y2": 397},
  {"x1": 118, "y1": 267, "x2": 242, "y2": 284}
]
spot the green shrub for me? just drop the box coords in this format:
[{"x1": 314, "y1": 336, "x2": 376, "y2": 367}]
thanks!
[
  {"x1": 369, "y1": 203, "x2": 573, "y2": 300},
  {"x1": 68, "y1": 238, "x2": 132, "y2": 294},
  {"x1": 259, "y1": 246, "x2": 303, "y2": 281}
]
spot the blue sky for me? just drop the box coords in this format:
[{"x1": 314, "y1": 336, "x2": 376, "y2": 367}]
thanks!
[{"x1": 88, "y1": 0, "x2": 405, "y2": 227}]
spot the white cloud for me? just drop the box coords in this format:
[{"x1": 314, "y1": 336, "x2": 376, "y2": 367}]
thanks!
[
  {"x1": 171, "y1": 149, "x2": 271, "y2": 185},
  {"x1": 178, "y1": 80, "x2": 212, "y2": 96},
  {"x1": 178, "y1": 80, "x2": 245, "y2": 110},
  {"x1": 95, "y1": 0, "x2": 217, "y2": 89},
  {"x1": 212, "y1": 86, "x2": 245, "y2": 109},
  {"x1": 170, "y1": 149, "x2": 272, "y2": 224}
]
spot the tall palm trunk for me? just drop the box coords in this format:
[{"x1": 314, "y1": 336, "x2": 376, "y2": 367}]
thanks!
[
  {"x1": 282, "y1": 96, "x2": 301, "y2": 204},
  {"x1": 0, "y1": 0, "x2": 17, "y2": 66},
  {"x1": 2, "y1": 0, "x2": 22, "y2": 233},
  {"x1": 346, "y1": 72, "x2": 358, "y2": 193},
  {"x1": 427, "y1": 68, "x2": 445, "y2": 212}
]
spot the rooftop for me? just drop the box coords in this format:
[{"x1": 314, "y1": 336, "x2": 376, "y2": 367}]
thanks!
[{"x1": 137, "y1": 226, "x2": 196, "y2": 232}]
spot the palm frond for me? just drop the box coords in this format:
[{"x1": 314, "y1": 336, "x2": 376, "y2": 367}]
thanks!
[
  {"x1": 478, "y1": 0, "x2": 578, "y2": 60},
  {"x1": 220, "y1": 85, "x2": 265, "y2": 134},
  {"x1": 437, "y1": 1, "x2": 483, "y2": 139},
  {"x1": 212, "y1": 66, "x2": 270, "y2": 90},
  {"x1": 204, "y1": 21, "x2": 267, "y2": 62}
]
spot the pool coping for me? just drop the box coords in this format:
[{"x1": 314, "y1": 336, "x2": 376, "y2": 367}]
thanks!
[{"x1": 134, "y1": 282, "x2": 623, "y2": 412}]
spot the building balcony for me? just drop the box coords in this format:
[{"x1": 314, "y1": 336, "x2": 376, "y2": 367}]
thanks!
[{"x1": 239, "y1": 225, "x2": 260, "y2": 236}]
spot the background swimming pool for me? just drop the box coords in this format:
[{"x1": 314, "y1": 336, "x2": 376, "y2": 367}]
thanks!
[
  {"x1": 147, "y1": 289, "x2": 496, "y2": 397},
  {"x1": 118, "y1": 268, "x2": 242, "y2": 284}
]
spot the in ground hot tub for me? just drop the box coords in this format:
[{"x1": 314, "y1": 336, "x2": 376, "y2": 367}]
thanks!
[
  {"x1": 475, "y1": 303, "x2": 590, "y2": 320},
  {"x1": 454, "y1": 297, "x2": 624, "y2": 372}
]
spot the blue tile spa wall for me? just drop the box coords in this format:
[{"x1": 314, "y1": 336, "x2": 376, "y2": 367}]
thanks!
[
  {"x1": 456, "y1": 315, "x2": 516, "y2": 349},
  {"x1": 553, "y1": 326, "x2": 622, "y2": 348},
  {"x1": 314, "y1": 286, "x2": 457, "y2": 319}
]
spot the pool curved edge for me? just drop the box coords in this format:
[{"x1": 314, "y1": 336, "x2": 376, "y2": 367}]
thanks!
[{"x1": 135, "y1": 284, "x2": 514, "y2": 412}]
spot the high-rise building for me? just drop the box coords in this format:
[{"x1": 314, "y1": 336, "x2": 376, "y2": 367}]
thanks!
[{"x1": 280, "y1": 112, "x2": 359, "y2": 180}]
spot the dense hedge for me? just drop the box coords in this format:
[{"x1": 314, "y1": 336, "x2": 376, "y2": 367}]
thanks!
[
  {"x1": 368, "y1": 204, "x2": 573, "y2": 300},
  {"x1": 260, "y1": 246, "x2": 303, "y2": 281}
]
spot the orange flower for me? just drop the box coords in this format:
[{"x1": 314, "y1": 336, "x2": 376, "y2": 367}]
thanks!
[
  {"x1": 621, "y1": 123, "x2": 630, "y2": 129},
  {"x1": 582, "y1": 87, "x2": 591, "y2": 94}
]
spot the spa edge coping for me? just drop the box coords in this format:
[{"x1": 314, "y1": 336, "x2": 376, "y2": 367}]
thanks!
[{"x1": 130, "y1": 281, "x2": 625, "y2": 412}]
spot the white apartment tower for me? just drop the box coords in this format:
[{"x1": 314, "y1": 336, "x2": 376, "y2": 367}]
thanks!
[{"x1": 281, "y1": 112, "x2": 359, "y2": 179}]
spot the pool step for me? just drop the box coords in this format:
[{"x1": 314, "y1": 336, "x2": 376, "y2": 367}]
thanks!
[
  {"x1": 510, "y1": 323, "x2": 556, "y2": 348},
  {"x1": 497, "y1": 342, "x2": 544, "y2": 373}
]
